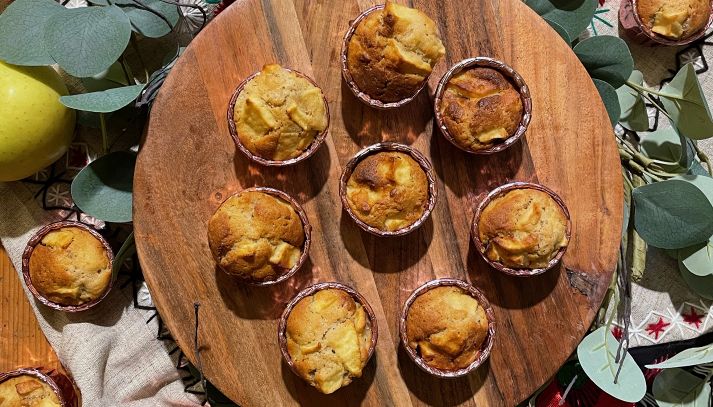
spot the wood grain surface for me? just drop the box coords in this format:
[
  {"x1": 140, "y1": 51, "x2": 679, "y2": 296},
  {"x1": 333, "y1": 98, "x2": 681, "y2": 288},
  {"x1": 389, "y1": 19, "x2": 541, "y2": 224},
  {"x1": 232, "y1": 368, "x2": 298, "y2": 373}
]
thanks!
[
  {"x1": 134, "y1": 0, "x2": 623, "y2": 405},
  {"x1": 0, "y1": 247, "x2": 63, "y2": 373}
]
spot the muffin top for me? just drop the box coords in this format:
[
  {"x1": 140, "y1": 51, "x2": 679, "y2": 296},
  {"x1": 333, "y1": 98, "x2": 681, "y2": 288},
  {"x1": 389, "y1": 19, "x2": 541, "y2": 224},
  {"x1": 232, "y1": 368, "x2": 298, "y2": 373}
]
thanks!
[
  {"x1": 478, "y1": 188, "x2": 568, "y2": 269},
  {"x1": 439, "y1": 67, "x2": 524, "y2": 152},
  {"x1": 0, "y1": 374, "x2": 61, "y2": 407},
  {"x1": 208, "y1": 190, "x2": 305, "y2": 282},
  {"x1": 346, "y1": 2, "x2": 445, "y2": 103},
  {"x1": 406, "y1": 286, "x2": 489, "y2": 371},
  {"x1": 636, "y1": 0, "x2": 711, "y2": 39},
  {"x1": 346, "y1": 151, "x2": 429, "y2": 232},
  {"x1": 234, "y1": 64, "x2": 328, "y2": 161},
  {"x1": 286, "y1": 289, "x2": 372, "y2": 394},
  {"x1": 28, "y1": 226, "x2": 112, "y2": 306}
]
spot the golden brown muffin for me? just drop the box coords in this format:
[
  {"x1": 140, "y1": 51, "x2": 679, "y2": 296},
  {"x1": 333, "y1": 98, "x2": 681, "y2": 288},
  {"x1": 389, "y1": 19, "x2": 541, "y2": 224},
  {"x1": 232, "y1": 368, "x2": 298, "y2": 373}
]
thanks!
[
  {"x1": 234, "y1": 64, "x2": 328, "y2": 161},
  {"x1": 406, "y1": 286, "x2": 489, "y2": 371},
  {"x1": 347, "y1": 2, "x2": 445, "y2": 103},
  {"x1": 28, "y1": 227, "x2": 112, "y2": 306},
  {"x1": 636, "y1": 0, "x2": 711, "y2": 39},
  {"x1": 286, "y1": 289, "x2": 372, "y2": 394},
  {"x1": 208, "y1": 191, "x2": 305, "y2": 281},
  {"x1": 478, "y1": 188, "x2": 568, "y2": 269},
  {"x1": 439, "y1": 67, "x2": 524, "y2": 152},
  {"x1": 0, "y1": 375, "x2": 61, "y2": 407},
  {"x1": 346, "y1": 151, "x2": 429, "y2": 232}
]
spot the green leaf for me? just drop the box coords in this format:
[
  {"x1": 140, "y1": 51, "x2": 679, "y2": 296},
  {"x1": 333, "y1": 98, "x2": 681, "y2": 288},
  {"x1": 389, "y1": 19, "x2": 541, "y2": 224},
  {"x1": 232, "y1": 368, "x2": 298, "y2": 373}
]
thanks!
[
  {"x1": 0, "y1": 0, "x2": 65, "y2": 65},
  {"x1": 60, "y1": 84, "x2": 145, "y2": 113},
  {"x1": 647, "y1": 343, "x2": 713, "y2": 369},
  {"x1": 680, "y1": 263, "x2": 713, "y2": 299},
  {"x1": 576, "y1": 326, "x2": 646, "y2": 402},
  {"x1": 617, "y1": 71, "x2": 649, "y2": 131},
  {"x1": 678, "y1": 236, "x2": 713, "y2": 277},
  {"x1": 653, "y1": 368, "x2": 711, "y2": 407},
  {"x1": 593, "y1": 79, "x2": 621, "y2": 127},
  {"x1": 525, "y1": 0, "x2": 597, "y2": 41},
  {"x1": 71, "y1": 151, "x2": 135, "y2": 223},
  {"x1": 640, "y1": 128, "x2": 688, "y2": 172},
  {"x1": 573, "y1": 36, "x2": 634, "y2": 89},
  {"x1": 660, "y1": 63, "x2": 713, "y2": 140},
  {"x1": 112, "y1": 232, "x2": 136, "y2": 274},
  {"x1": 544, "y1": 17, "x2": 572, "y2": 44},
  {"x1": 45, "y1": 5, "x2": 131, "y2": 77},
  {"x1": 633, "y1": 180, "x2": 713, "y2": 249},
  {"x1": 122, "y1": 0, "x2": 179, "y2": 38}
]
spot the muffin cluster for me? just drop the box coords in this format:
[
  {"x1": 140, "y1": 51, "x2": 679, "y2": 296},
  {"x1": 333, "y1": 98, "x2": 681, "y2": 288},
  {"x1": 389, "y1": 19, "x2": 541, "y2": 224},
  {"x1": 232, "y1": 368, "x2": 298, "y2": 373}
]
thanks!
[
  {"x1": 345, "y1": 151, "x2": 429, "y2": 232},
  {"x1": 636, "y1": 0, "x2": 711, "y2": 39},
  {"x1": 478, "y1": 188, "x2": 569, "y2": 269},
  {"x1": 233, "y1": 64, "x2": 328, "y2": 161},
  {"x1": 208, "y1": 190, "x2": 306, "y2": 282},
  {"x1": 439, "y1": 67, "x2": 524, "y2": 152},
  {"x1": 285, "y1": 288, "x2": 373, "y2": 394},
  {"x1": 0, "y1": 375, "x2": 61, "y2": 407},
  {"x1": 28, "y1": 226, "x2": 112, "y2": 306},
  {"x1": 346, "y1": 2, "x2": 445, "y2": 103}
]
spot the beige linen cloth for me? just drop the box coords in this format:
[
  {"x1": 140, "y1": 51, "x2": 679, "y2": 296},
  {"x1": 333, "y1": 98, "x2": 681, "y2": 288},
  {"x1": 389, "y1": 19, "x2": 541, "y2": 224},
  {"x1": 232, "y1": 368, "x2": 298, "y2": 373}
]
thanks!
[{"x1": 0, "y1": 182, "x2": 199, "y2": 406}]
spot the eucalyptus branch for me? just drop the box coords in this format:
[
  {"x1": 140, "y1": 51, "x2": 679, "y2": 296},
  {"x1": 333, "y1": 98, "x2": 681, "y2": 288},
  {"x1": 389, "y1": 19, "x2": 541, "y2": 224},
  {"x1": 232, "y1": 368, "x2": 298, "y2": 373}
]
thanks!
[
  {"x1": 99, "y1": 113, "x2": 109, "y2": 155},
  {"x1": 693, "y1": 141, "x2": 713, "y2": 175},
  {"x1": 625, "y1": 80, "x2": 686, "y2": 102}
]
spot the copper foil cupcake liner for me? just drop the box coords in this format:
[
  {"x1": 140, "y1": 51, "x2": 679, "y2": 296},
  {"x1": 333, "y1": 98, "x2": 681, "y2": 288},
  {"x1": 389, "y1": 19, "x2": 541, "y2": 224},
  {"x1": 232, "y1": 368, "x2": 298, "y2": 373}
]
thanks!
[
  {"x1": 277, "y1": 282, "x2": 379, "y2": 386},
  {"x1": 227, "y1": 68, "x2": 330, "y2": 166},
  {"x1": 0, "y1": 367, "x2": 79, "y2": 407},
  {"x1": 22, "y1": 221, "x2": 115, "y2": 312},
  {"x1": 339, "y1": 142, "x2": 437, "y2": 236},
  {"x1": 399, "y1": 278, "x2": 496, "y2": 378},
  {"x1": 471, "y1": 182, "x2": 572, "y2": 277},
  {"x1": 621, "y1": 0, "x2": 713, "y2": 46},
  {"x1": 341, "y1": 4, "x2": 431, "y2": 109},
  {"x1": 211, "y1": 187, "x2": 312, "y2": 286},
  {"x1": 433, "y1": 57, "x2": 532, "y2": 155}
]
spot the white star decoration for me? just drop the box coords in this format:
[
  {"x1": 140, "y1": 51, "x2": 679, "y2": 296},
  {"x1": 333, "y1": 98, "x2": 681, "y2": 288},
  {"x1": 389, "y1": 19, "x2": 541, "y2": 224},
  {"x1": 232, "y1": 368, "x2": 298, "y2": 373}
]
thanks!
[{"x1": 175, "y1": 0, "x2": 216, "y2": 36}]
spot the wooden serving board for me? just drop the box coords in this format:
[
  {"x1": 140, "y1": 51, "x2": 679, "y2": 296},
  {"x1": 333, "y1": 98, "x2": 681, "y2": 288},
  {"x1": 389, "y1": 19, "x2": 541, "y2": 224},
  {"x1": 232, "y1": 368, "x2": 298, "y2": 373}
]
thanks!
[{"x1": 133, "y1": 0, "x2": 623, "y2": 405}]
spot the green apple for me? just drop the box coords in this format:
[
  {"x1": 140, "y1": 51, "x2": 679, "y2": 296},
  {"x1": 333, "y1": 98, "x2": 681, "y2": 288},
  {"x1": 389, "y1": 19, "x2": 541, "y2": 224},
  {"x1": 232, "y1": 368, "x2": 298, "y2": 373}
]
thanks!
[{"x1": 0, "y1": 61, "x2": 76, "y2": 181}]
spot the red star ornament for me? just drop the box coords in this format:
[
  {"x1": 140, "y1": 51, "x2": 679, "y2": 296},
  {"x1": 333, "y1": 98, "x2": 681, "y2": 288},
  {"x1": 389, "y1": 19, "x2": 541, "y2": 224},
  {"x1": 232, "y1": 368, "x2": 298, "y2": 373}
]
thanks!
[
  {"x1": 682, "y1": 307, "x2": 704, "y2": 329},
  {"x1": 646, "y1": 317, "x2": 670, "y2": 339}
]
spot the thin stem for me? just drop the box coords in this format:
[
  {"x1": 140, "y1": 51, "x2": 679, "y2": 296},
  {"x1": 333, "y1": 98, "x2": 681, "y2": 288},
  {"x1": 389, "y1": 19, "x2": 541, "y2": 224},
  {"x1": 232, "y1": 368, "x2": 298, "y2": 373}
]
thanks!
[
  {"x1": 693, "y1": 141, "x2": 713, "y2": 174},
  {"x1": 639, "y1": 92, "x2": 674, "y2": 121},
  {"x1": 625, "y1": 80, "x2": 686, "y2": 102},
  {"x1": 119, "y1": 56, "x2": 136, "y2": 86},
  {"x1": 99, "y1": 113, "x2": 109, "y2": 155}
]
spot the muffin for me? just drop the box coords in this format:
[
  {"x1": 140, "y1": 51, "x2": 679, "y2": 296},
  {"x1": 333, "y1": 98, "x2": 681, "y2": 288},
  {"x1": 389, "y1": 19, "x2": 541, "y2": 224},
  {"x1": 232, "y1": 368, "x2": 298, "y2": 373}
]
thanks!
[
  {"x1": 233, "y1": 64, "x2": 328, "y2": 161},
  {"x1": 346, "y1": 2, "x2": 445, "y2": 103},
  {"x1": 345, "y1": 151, "x2": 429, "y2": 232},
  {"x1": 208, "y1": 190, "x2": 306, "y2": 282},
  {"x1": 28, "y1": 226, "x2": 112, "y2": 306},
  {"x1": 0, "y1": 374, "x2": 61, "y2": 407},
  {"x1": 439, "y1": 67, "x2": 524, "y2": 152},
  {"x1": 285, "y1": 288, "x2": 373, "y2": 394},
  {"x1": 478, "y1": 188, "x2": 569, "y2": 269},
  {"x1": 405, "y1": 286, "x2": 489, "y2": 371},
  {"x1": 636, "y1": 0, "x2": 711, "y2": 39}
]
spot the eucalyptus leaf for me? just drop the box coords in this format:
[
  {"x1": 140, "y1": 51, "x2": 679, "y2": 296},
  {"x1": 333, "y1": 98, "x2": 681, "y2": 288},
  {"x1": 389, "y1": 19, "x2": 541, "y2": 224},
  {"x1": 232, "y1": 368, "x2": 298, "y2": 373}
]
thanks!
[
  {"x1": 60, "y1": 84, "x2": 145, "y2": 113},
  {"x1": 71, "y1": 151, "x2": 135, "y2": 223},
  {"x1": 617, "y1": 71, "x2": 649, "y2": 131},
  {"x1": 652, "y1": 368, "x2": 711, "y2": 407},
  {"x1": 633, "y1": 180, "x2": 713, "y2": 249},
  {"x1": 577, "y1": 326, "x2": 646, "y2": 402},
  {"x1": 690, "y1": 159, "x2": 711, "y2": 176},
  {"x1": 543, "y1": 17, "x2": 572, "y2": 44},
  {"x1": 593, "y1": 79, "x2": 620, "y2": 126},
  {"x1": 647, "y1": 343, "x2": 713, "y2": 369},
  {"x1": 680, "y1": 264, "x2": 713, "y2": 300},
  {"x1": 524, "y1": 0, "x2": 597, "y2": 40},
  {"x1": 573, "y1": 36, "x2": 634, "y2": 88},
  {"x1": 0, "y1": 0, "x2": 65, "y2": 66},
  {"x1": 45, "y1": 5, "x2": 131, "y2": 77},
  {"x1": 678, "y1": 237, "x2": 713, "y2": 276},
  {"x1": 112, "y1": 232, "x2": 135, "y2": 275},
  {"x1": 122, "y1": 0, "x2": 179, "y2": 38},
  {"x1": 660, "y1": 64, "x2": 713, "y2": 140},
  {"x1": 641, "y1": 128, "x2": 682, "y2": 161}
]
